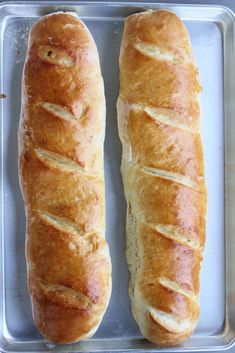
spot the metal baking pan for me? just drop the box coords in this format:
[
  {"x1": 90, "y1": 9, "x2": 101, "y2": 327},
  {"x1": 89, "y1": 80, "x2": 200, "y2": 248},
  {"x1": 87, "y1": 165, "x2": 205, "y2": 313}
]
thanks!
[{"x1": 0, "y1": 1, "x2": 235, "y2": 352}]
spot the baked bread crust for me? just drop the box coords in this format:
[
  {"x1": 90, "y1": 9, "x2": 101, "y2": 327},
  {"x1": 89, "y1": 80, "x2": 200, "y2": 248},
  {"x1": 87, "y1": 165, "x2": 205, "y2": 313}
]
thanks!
[
  {"x1": 117, "y1": 9, "x2": 207, "y2": 346},
  {"x1": 19, "y1": 12, "x2": 111, "y2": 344}
]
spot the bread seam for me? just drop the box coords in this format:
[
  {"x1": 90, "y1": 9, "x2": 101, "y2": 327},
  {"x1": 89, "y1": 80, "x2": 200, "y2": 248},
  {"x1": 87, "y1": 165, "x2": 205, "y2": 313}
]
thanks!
[
  {"x1": 119, "y1": 99, "x2": 199, "y2": 132},
  {"x1": 134, "y1": 42, "x2": 194, "y2": 65},
  {"x1": 123, "y1": 158, "x2": 200, "y2": 190},
  {"x1": 144, "y1": 222, "x2": 202, "y2": 251},
  {"x1": 158, "y1": 277, "x2": 198, "y2": 302},
  {"x1": 143, "y1": 106, "x2": 198, "y2": 132},
  {"x1": 39, "y1": 211, "x2": 86, "y2": 237},
  {"x1": 39, "y1": 281, "x2": 93, "y2": 308},
  {"x1": 139, "y1": 165, "x2": 196, "y2": 189},
  {"x1": 34, "y1": 148, "x2": 99, "y2": 176},
  {"x1": 40, "y1": 102, "x2": 85, "y2": 122},
  {"x1": 37, "y1": 45, "x2": 75, "y2": 67},
  {"x1": 149, "y1": 308, "x2": 193, "y2": 334}
]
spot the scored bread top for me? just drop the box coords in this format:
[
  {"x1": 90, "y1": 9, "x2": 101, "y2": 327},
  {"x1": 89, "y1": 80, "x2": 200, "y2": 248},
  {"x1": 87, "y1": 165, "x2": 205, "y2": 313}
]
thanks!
[
  {"x1": 119, "y1": 9, "x2": 201, "y2": 120},
  {"x1": 117, "y1": 9, "x2": 207, "y2": 346},
  {"x1": 19, "y1": 12, "x2": 111, "y2": 343}
]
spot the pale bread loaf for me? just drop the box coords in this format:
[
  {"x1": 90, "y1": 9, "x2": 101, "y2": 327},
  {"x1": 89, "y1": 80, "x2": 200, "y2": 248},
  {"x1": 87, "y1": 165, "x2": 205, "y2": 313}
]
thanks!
[{"x1": 117, "y1": 9, "x2": 207, "y2": 346}]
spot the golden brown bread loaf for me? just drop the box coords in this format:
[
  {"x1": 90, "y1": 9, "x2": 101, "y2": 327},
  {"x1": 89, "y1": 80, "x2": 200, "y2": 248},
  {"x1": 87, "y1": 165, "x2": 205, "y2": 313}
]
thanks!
[
  {"x1": 18, "y1": 12, "x2": 111, "y2": 343},
  {"x1": 117, "y1": 9, "x2": 207, "y2": 346}
]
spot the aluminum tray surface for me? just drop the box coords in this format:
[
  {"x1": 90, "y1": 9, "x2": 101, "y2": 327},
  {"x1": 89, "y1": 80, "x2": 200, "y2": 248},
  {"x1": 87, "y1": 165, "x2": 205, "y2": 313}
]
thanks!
[{"x1": 0, "y1": 2, "x2": 235, "y2": 352}]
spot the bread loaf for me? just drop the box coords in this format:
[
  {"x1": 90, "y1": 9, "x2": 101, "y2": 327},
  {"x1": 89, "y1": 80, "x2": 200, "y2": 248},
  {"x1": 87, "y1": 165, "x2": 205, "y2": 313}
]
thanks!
[
  {"x1": 117, "y1": 9, "x2": 207, "y2": 346},
  {"x1": 18, "y1": 12, "x2": 111, "y2": 343}
]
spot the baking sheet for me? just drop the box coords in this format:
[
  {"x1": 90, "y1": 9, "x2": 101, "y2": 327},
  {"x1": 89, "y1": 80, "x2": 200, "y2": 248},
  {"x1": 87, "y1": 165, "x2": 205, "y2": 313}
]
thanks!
[{"x1": 0, "y1": 1, "x2": 235, "y2": 352}]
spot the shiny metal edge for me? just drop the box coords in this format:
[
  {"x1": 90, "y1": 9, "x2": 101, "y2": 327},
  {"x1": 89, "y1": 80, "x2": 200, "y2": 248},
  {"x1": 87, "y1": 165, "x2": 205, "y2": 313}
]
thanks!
[
  {"x1": 0, "y1": 1, "x2": 235, "y2": 352},
  {"x1": 0, "y1": 1, "x2": 234, "y2": 20}
]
